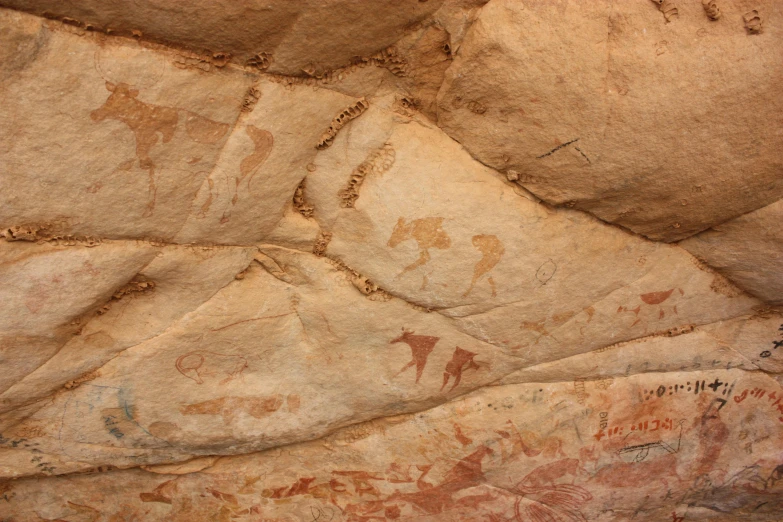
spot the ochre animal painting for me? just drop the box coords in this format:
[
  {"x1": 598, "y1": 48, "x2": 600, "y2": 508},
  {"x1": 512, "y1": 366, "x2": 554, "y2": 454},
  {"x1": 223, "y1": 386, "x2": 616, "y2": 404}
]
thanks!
[
  {"x1": 388, "y1": 217, "x2": 451, "y2": 277},
  {"x1": 236, "y1": 125, "x2": 274, "y2": 203},
  {"x1": 180, "y1": 394, "x2": 298, "y2": 423},
  {"x1": 175, "y1": 351, "x2": 248, "y2": 385},
  {"x1": 441, "y1": 347, "x2": 481, "y2": 391},
  {"x1": 91, "y1": 82, "x2": 229, "y2": 217},
  {"x1": 618, "y1": 288, "x2": 683, "y2": 326},
  {"x1": 91, "y1": 82, "x2": 177, "y2": 217},
  {"x1": 463, "y1": 234, "x2": 504, "y2": 297},
  {"x1": 389, "y1": 329, "x2": 440, "y2": 384}
]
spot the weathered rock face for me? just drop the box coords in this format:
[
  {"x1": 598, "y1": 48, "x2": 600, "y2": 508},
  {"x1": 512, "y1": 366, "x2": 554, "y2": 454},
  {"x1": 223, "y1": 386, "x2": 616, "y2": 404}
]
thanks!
[
  {"x1": 0, "y1": 2, "x2": 780, "y2": 521},
  {"x1": 437, "y1": 0, "x2": 783, "y2": 242},
  {"x1": 0, "y1": 0, "x2": 444, "y2": 75}
]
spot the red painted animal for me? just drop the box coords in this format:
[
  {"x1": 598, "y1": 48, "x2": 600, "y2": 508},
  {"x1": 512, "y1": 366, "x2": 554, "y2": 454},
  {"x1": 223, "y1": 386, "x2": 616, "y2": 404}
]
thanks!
[{"x1": 389, "y1": 329, "x2": 440, "y2": 384}]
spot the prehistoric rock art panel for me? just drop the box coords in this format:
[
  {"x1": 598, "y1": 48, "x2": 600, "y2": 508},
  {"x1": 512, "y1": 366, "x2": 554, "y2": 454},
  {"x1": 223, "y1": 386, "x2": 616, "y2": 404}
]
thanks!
[
  {"x1": 3, "y1": 368, "x2": 783, "y2": 519},
  {"x1": 0, "y1": 3, "x2": 781, "y2": 520}
]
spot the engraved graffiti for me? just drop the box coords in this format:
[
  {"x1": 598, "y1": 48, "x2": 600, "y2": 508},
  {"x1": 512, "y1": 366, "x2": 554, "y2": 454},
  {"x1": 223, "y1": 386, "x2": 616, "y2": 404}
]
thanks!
[{"x1": 536, "y1": 259, "x2": 557, "y2": 285}]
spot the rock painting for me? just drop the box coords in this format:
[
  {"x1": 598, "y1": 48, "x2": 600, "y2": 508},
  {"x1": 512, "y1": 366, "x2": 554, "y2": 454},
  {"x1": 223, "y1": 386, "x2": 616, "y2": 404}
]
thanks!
[
  {"x1": 174, "y1": 351, "x2": 248, "y2": 385},
  {"x1": 90, "y1": 82, "x2": 177, "y2": 217},
  {"x1": 514, "y1": 460, "x2": 592, "y2": 522},
  {"x1": 2, "y1": 3, "x2": 781, "y2": 520},
  {"x1": 91, "y1": 82, "x2": 229, "y2": 216},
  {"x1": 387, "y1": 217, "x2": 451, "y2": 278},
  {"x1": 441, "y1": 347, "x2": 482, "y2": 391},
  {"x1": 389, "y1": 329, "x2": 440, "y2": 384},
  {"x1": 180, "y1": 394, "x2": 299, "y2": 424},
  {"x1": 139, "y1": 479, "x2": 177, "y2": 504},
  {"x1": 463, "y1": 234, "x2": 504, "y2": 297},
  {"x1": 618, "y1": 288, "x2": 684, "y2": 326},
  {"x1": 235, "y1": 125, "x2": 274, "y2": 203},
  {"x1": 257, "y1": 422, "x2": 593, "y2": 521}
]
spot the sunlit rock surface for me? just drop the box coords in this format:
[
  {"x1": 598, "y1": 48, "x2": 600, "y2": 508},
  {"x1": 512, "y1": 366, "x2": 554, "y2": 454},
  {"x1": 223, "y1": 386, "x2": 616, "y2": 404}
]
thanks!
[{"x1": 0, "y1": 1, "x2": 781, "y2": 520}]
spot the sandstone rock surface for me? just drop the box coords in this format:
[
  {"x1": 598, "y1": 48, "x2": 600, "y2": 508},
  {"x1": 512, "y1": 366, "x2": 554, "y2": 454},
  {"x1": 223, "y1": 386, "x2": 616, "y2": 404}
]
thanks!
[
  {"x1": 0, "y1": 1, "x2": 781, "y2": 521},
  {"x1": 437, "y1": 0, "x2": 783, "y2": 241}
]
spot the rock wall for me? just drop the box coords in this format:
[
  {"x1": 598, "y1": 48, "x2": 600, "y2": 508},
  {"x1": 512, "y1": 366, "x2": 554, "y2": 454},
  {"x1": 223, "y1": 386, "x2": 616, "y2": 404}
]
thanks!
[{"x1": 0, "y1": 1, "x2": 781, "y2": 520}]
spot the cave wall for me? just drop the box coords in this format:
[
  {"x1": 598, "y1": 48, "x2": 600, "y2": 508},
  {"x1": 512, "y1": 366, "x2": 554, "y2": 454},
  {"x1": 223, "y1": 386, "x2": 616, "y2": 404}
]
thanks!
[{"x1": 0, "y1": 1, "x2": 781, "y2": 520}]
